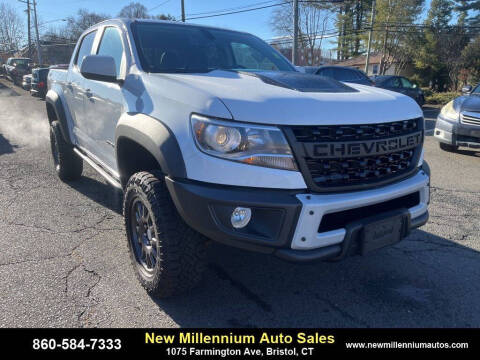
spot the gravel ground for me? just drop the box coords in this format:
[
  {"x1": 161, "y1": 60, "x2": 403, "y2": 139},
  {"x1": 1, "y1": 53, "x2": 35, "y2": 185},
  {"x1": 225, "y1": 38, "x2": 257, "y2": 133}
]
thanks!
[{"x1": 0, "y1": 79, "x2": 479, "y2": 328}]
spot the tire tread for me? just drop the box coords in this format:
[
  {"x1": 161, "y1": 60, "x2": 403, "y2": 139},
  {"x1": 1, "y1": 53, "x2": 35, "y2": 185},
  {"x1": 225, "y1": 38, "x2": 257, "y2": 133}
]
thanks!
[{"x1": 123, "y1": 171, "x2": 206, "y2": 298}]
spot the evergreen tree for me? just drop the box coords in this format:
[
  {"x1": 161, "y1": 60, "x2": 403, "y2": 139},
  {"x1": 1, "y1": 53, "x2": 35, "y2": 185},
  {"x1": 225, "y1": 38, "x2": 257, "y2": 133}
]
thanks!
[
  {"x1": 461, "y1": 36, "x2": 480, "y2": 84},
  {"x1": 413, "y1": 0, "x2": 454, "y2": 89},
  {"x1": 336, "y1": 0, "x2": 374, "y2": 60}
]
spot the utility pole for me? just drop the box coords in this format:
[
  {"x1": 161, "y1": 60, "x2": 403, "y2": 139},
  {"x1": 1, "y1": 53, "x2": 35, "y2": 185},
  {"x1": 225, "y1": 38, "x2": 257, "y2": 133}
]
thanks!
[
  {"x1": 364, "y1": 0, "x2": 376, "y2": 74},
  {"x1": 292, "y1": 0, "x2": 299, "y2": 65},
  {"x1": 27, "y1": 0, "x2": 31, "y2": 59},
  {"x1": 17, "y1": 0, "x2": 31, "y2": 58},
  {"x1": 181, "y1": 0, "x2": 185, "y2": 22},
  {"x1": 32, "y1": 0, "x2": 42, "y2": 64}
]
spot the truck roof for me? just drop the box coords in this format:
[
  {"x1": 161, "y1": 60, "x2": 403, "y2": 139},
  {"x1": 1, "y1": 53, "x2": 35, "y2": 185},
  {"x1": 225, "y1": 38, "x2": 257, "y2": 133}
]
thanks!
[{"x1": 84, "y1": 18, "x2": 252, "y2": 37}]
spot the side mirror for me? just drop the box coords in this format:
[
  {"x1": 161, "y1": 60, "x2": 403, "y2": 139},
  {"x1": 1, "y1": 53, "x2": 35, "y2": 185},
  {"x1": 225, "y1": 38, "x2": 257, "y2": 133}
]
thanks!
[
  {"x1": 462, "y1": 85, "x2": 473, "y2": 95},
  {"x1": 80, "y1": 55, "x2": 118, "y2": 83}
]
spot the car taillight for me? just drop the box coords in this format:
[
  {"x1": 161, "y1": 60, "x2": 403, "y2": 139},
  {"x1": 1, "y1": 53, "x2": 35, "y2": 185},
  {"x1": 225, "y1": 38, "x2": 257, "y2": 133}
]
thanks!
[{"x1": 38, "y1": 81, "x2": 45, "y2": 88}]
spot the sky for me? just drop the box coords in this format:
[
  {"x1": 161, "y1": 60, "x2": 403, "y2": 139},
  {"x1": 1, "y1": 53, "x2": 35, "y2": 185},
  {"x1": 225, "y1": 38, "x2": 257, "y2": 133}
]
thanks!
[
  {"x1": 9, "y1": 0, "x2": 455, "y2": 52},
  {"x1": 10, "y1": 0, "x2": 283, "y2": 41}
]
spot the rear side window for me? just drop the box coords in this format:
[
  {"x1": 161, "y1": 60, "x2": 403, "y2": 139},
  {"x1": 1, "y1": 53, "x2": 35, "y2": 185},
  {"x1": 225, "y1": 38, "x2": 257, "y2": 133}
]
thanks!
[
  {"x1": 75, "y1": 31, "x2": 97, "y2": 68},
  {"x1": 333, "y1": 68, "x2": 361, "y2": 81},
  {"x1": 316, "y1": 68, "x2": 334, "y2": 78},
  {"x1": 97, "y1": 27, "x2": 124, "y2": 76}
]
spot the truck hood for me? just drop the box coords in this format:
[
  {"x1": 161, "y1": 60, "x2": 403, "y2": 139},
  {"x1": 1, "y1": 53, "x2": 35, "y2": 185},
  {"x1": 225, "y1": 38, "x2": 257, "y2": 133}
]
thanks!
[{"x1": 152, "y1": 70, "x2": 422, "y2": 125}]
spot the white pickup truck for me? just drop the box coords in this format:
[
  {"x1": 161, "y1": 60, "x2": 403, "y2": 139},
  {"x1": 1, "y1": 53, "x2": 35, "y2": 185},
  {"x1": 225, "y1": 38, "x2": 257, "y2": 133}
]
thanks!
[{"x1": 47, "y1": 19, "x2": 430, "y2": 297}]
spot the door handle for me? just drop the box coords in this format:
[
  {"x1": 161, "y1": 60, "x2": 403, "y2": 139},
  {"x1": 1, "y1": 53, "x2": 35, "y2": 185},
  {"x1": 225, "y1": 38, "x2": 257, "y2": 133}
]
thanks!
[{"x1": 85, "y1": 89, "x2": 93, "y2": 98}]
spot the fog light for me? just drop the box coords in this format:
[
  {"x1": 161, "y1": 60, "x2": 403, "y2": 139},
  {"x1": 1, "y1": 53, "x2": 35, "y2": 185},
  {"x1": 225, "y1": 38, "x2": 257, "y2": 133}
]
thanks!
[{"x1": 231, "y1": 207, "x2": 252, "y2": 229}]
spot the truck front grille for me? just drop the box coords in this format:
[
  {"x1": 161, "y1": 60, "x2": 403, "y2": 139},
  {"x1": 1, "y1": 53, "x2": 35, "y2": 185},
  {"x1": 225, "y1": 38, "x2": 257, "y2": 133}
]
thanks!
[
  {"x1": 291, "y1": 119, "x2": 419, "y2": 142},
  {"x1": 284, "y1": 118, "x2": 424, "y2": 192}
]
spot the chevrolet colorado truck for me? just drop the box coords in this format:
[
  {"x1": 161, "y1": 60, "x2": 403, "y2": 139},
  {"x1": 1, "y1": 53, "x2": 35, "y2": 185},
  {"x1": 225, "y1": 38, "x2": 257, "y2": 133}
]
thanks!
[{"x1": 46, "y1": 19, "x2": 430, "y2": 297}]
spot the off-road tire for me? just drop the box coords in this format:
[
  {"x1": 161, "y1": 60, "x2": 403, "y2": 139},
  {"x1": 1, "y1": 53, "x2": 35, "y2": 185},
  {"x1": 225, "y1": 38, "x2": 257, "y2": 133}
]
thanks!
[
  {"x1": 49, "y1": 121, "x2": 83, "y2": 181},
  {"x1": 123, "y1": 171, "x2": 207, "y2": 298},
  {"x1": 439, "y1": 142, "x2": 458, "y2": 152}
]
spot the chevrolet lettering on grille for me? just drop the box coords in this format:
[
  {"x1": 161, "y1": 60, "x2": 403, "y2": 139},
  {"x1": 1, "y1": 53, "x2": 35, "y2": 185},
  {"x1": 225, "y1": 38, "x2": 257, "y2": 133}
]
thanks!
[{"x1": 304, "y1": 131, "x2": 423, "y2": 159}]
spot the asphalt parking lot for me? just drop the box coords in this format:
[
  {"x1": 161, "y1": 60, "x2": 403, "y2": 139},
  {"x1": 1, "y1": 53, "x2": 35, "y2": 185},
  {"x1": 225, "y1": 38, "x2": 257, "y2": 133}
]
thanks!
[{"x1": 0, "y1": 79, "x2": 479, "y2": 328}]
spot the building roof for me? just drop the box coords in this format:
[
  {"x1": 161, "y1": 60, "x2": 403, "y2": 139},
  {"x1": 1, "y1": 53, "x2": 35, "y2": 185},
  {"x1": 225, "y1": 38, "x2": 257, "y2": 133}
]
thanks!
[{"x1": 335, "y1": 53, "x2": 389, "y2": 67}]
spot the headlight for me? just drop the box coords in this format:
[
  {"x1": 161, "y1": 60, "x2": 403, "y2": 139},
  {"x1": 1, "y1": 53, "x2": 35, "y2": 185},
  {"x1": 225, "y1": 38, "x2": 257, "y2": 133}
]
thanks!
[
  {"x1": 191, "y1": 114, "x2": 298, "y2": 171},
  {"x1": 440, "y1": 100, "x2": 459, "y2": 122}
]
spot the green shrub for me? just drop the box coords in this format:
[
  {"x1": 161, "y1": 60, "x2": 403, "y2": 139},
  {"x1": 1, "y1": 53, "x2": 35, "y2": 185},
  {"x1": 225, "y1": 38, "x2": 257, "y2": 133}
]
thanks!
[
  {"x1": 425, "y1": 91, "x2": 460, "y2": 105},
  {"x1": 421, "y1": 87, "x2": 433, "y2": 98}
]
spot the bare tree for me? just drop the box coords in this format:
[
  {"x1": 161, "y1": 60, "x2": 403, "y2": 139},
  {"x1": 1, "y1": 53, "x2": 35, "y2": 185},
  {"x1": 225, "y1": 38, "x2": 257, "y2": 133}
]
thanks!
[
  {"x1": 440, "y1": 27, "x2": 469, "y2": 90},
  {"x1": 65, "y1": 9, "x2": 110, "y2": 41},
  {"x1": 0, "y1": 2, "x2": 25, "y2": 53},
  {"x1": 373, "y1": 0, "x2": 424, "y2": 75},
  {"x1": 118, "y1": 2, "x2": 175, "y2": 20},
  {"x1": 118, "y1": 2, "x2": 150, "y2": 19},
  {"x1": 271, "y1": 2, "x2": 334, "y2": 65}
]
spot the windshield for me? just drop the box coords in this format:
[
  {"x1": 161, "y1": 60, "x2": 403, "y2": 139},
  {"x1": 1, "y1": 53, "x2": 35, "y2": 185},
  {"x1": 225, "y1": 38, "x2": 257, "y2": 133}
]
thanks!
[
  {"x1": 12, "y1": 59, "x2": 30, "y2": 67},
  {"x1": 131, "y1": 22, "x2": 295, "y2": 73},
  {"x1": 472, "y1": 84, "x2": 480, "y2": 95}
]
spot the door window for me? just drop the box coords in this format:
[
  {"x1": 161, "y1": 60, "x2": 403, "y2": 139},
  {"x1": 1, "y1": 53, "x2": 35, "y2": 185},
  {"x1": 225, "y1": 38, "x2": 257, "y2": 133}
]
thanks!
[
  {"x1": 400, "y1": 77, "x2": 414, "y2": 88},
  {"x1": 75, "y1": 31, "x2": 97, "y2": 68},
  {"x1": 97, "y1": 27, "x2": 124, "y2": 77},
  {"x1": 388, "y1": 77, "x2": 402, "y2": 88}
]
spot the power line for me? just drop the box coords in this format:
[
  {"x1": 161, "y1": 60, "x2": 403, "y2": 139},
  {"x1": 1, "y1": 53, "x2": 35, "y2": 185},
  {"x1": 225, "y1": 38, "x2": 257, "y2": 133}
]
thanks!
[
  {"x1": 183, "y1": 0, "x2": 344, "y2": 20},
  {"x1": 149, "y1": 0, "x2": 173, "y2": 12},
  {"x1": 185, "y1": 0, "x2": 280, "y2": 17},
  {"x1": 267, "y1": 24, "x2": 480, "y2": 47},
  {"x1": 184, "y1": 2, "x2": 289, "y2": 21}
]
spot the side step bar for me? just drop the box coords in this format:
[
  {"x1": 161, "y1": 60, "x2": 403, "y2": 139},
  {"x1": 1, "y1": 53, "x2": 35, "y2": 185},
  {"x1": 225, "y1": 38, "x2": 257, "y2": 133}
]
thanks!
[{"x1": 73, "y1": 148, "x2": 122, "y2": 190}]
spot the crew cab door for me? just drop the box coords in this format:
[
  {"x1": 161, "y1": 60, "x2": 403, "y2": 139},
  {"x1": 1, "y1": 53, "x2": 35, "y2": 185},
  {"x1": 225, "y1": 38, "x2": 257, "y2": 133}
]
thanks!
[
  {"x1": 65, "y1": 30, "x2": 97, "y2": 149},
  {"x1": 82, "y1": 26, "x2": 125, "y2": 172}
]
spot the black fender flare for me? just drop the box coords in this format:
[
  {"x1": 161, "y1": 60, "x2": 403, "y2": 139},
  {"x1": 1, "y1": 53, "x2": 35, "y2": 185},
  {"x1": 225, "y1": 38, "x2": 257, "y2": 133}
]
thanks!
[
  {"x1": 115, "y1": 113, "x2": 187, "y2": 182},
  {"x1": 45, "y1": 90, "x2": 73, "y2": 145}
]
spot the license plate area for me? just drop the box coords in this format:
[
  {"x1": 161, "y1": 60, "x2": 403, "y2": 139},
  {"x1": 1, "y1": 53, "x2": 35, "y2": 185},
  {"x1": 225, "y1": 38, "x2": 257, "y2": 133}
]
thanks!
[{"x1": 361, "y1": 212, "x2": 408, "y2": 255}]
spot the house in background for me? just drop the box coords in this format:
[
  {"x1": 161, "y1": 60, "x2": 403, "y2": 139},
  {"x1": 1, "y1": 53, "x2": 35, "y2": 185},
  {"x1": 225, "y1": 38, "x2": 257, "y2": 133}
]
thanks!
[
  {"x1": 332, "y1": 53, "x2": 414, "y2": 77},
  {"x1": 0, "y1": 51, "x2": 15, "y2": 64},
  {"x1": 15, "y1": 41, "x2": 75, "y2": 66}
]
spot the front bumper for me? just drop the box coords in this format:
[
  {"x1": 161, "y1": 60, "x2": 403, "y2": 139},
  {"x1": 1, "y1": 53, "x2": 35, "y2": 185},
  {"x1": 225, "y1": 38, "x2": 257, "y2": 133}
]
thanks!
[
  {"x1": 166, "y1": 167, "x2": 430, "y2": 262},
  {"x1": 434, "y1": 116, "x2": 480, "y2": 148}
]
